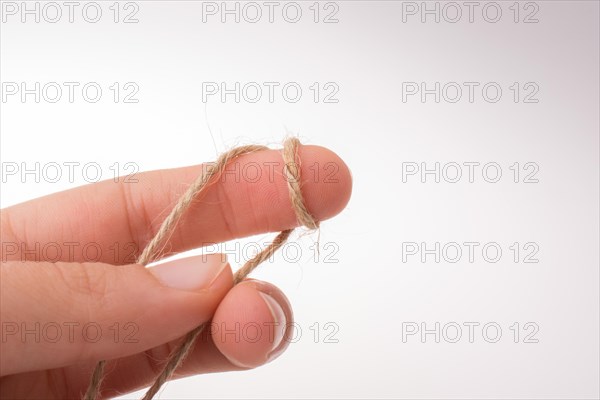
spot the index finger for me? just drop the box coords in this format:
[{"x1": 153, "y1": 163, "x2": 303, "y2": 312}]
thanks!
[{"x1": 0, "y1": 144, "x2": 352, "y2": 265}]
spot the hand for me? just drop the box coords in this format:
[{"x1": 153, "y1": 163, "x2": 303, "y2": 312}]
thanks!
[{"x1": 0, "y1": 145, "x2": 352, "y2": 399}]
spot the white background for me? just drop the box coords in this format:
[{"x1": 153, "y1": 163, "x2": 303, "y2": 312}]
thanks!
[{"x1": 1, "y1": 1, "x2": 599, "y2": 398}]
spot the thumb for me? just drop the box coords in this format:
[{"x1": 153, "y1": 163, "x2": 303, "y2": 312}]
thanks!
[{"x1": 0, "y1": 253, "x2": 232, "y2": 376}]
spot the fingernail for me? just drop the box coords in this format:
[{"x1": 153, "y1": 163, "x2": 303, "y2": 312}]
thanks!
[
  {"x1": 150, "y1": 254, "x2": 229, "y2": 291},
  {"x1": 258, "y1": 291, "x2": 287, "y2": 354}
]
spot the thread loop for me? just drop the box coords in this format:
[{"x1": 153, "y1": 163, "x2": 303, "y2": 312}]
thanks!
[{"x1": 83, "y1": 138, "x2": 318, "y2": 400}]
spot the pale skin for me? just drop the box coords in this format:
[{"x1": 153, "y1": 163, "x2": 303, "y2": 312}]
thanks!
[{"x1": 0, "y1": 145, "x2": 352, "y2": 399}]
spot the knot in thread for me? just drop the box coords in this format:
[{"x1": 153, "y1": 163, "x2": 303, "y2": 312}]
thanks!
[{"x1": 84, "y1": 137, "x2": 319, "y2": 400}]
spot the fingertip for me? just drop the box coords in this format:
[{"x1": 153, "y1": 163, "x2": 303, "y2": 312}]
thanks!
[
  {"x1": 298, "y1": 144, "x2": 353, "y2": 223},
  {"x1": 212, "y1": 279, "x2": 293, "y2": 368}
]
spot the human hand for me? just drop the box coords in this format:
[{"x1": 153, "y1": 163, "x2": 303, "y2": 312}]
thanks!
[{"x1": 0, "y1": 144, "x2": 352, "y2": 399}]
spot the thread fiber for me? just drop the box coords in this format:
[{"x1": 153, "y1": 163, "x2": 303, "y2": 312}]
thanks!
[{"x1": 83, "y1": 137, "x2": 318, "y2": 400}]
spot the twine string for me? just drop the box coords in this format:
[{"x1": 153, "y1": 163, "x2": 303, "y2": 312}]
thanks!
[{"x1": 83, "y1": 138, "x2": 318, "y2": 400}]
